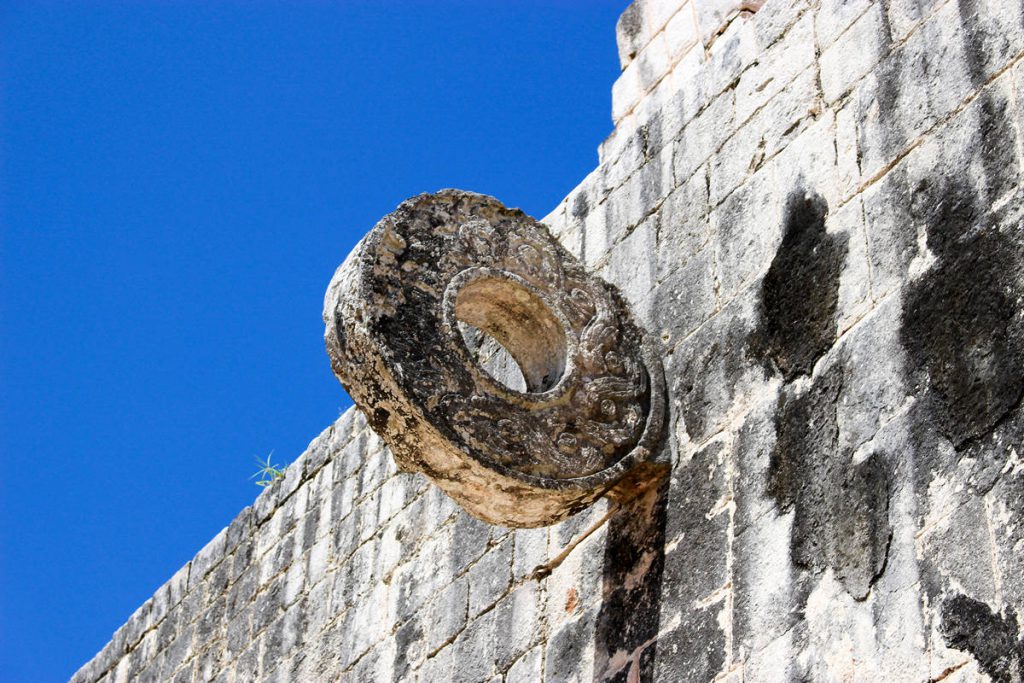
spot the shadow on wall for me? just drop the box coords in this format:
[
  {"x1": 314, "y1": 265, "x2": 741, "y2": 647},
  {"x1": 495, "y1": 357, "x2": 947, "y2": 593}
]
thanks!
[{"x1": 594, "y1": 479, "x2": 669, "y2": 683}]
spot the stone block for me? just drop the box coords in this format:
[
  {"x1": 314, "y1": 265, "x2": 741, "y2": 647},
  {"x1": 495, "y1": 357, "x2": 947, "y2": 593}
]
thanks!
[
  {"x1": 450, "y1": 511, "x2": 492, "y2": 575},
  {"x1": 467, "y1": 539, "x2": 513, "y2": 617},
  {"x1": 637, "y1": 31, "x2": 673, "y2": 96},
  {"x1": 613, "y1": 52, "x2": 645, "y2": 123},
  {"x1": 329, "y1": 475, "x2": 358, "y2": 530},
  {"x1": 834, "y1": 297, "x2": 910, "y2": 455},
  {"x1": 512, "y1": 527, "x2": 548, "y2": 581},
  {"x1": 661, "y1": 439, "x2": 731, "y2": 612},
  {"x1": 602, "y1": 114, "x2": 648, "y2": 180},
  {"x1": 329, "y1": 413, "x2": 366, "y2": 484},
  {"x1": 543, "y1": 525, "x2": 607, "y2": 632},
  {"x1": 835, "y1": 99, "x2": 860, "y2": 197},
  {"x1": 651, "y1": 601, "x2": 728, "y2": 681},
  {"x1": 860, "y1": 162, "x2": 918, "y2": 300},
  {"x1": 988, "y1": 454, "x2": 1024, "y2": 610},
  {"x1": 225, "y1": 566, "x2": 257, "y2": 621},
  {"x1": 224, "y1": 506, "x2": 252, "y2": 557},
  {"x1": 751, "y1": 0, "x2": 808, "y2": 51},
  {"x1": 582, "y1": 198, "x2": 613, "y2": 269},
  {"x1": 617, "y1": 2, "x2": 648, "y2": 69},
  {"x1": 929, "y1": 73, "x2": 1022, "y2": 206},
  {"x1": 604, "y1": 215, "x2": 659, "y2": 320},
  {"x1": 492, "y1": 582, "x2": 541, "y2": 671},
  {"x1": 819, "y1": 2, "x2": 890, "y2": 103},
  {"x1": 261, "y1": 604, "x2": 306, "y2": 676},
  {"x1": 815, "y1": 0, "x2": 871, "y2": 50},
  {"x1": 852, "y1": 26, "x2": 934, "y2": 181},
  {"x1": 424, "y1": 576, "x2": 469, "y2": 655},
  {"x1": 158, "y1": 624, "x2": 195, "y2": 680},
  {"x1": 300, "y1": 579, "x2": 332, "y2": 640},
  {"x1": 883, "y1": 0, "x2": 935, "y2": 43},
  {"x1": 732, "y1": 509, "x2": 802, "y2": 657},
  {"x1": 694, "y1": 15, "x2": 757, "y2": 107},
  {"x1": 710, "y1": 65, "x2": 819, "y2": 206},
  {"x1": 656, "y1": 165, "x2": 710, "y2": 277},
  {"x1": 634, "y1": 85, "x2": 683, "y2": 166},
  {"x1": 734, "y1": 14, "x2": 815, "y2": 123},
  {"x1": 770, "y1": 109, "x2": 842, "y2": 207},
  {"x1": 392, "y1": 614, "x2": 426, "y2": 680},
  {"x1": 195, "y1": 594, "x2": 226, "y2": 647},
  {"x1": 932, "y1": 512, "x2": 1004, "y2": 627},
  {"x1": 729, "y1": 391, "x2": 779, "y2": 536},
  {"x1": 544, "y1": 607, "x2": 599, "y2": 683},
  {"x1": 666, "y1": 291, "x2": 762, "y2": 445},
  {"x1": 670, "y1": 45, "x2": 713, "y2": 128},
  {"x1": 254, "y1": 504, "x2": 289, "y2": 563},
  {"x1": 340, "y1": 582, "x2": 389, "y2": 670},
  {"x1": 352, "y1": 637, "x2": 396, "y2": 682},
  {"x1": 504, "y1": 646, "x2": 542, "y2": 683},
  {"x1": 258, "y1": 530, "x2": 296, "y2": 588},
  {"x1": 651, "y1": 244, "x2": 718, "y2": 347},
  {"x1": 282, "y1": 559, "x2": 304, "y2": 608},
  {"x1": 384, "y1": 543, "x2": 449, "y2": 631},
  {"x1": 420, "y1": 645, "x2": 454, "y2": 682},
  {"x1": 665, "y1": 4, "x2": 699, "y2": 64},
  {"x1": 300, "y1": 422, "x2": 334, "y2": 476},
  {"x1": 451, "y1": 611, "x2": 496, "y2": 683},
  {"x1": 828, "y1": 196, "x2": 872, "y2": 334},
  {"x1": 693, "y1": 0, "x2": 747, "y2": 45},
  {"x1": 673, "y1": 87, "x2": 735, "y2": 185},
  {"x1": 647, "y1": 0, "x2": 690, "y2": 36},
  {"x1": 711, "y1": 162, "x2": 780, "y2": 301}
]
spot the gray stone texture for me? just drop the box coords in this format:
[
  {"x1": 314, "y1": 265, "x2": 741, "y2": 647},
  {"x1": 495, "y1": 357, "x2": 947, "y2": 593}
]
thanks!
[{"x1": 73, "y1": 0, "x2": 1024, "y2": 680}]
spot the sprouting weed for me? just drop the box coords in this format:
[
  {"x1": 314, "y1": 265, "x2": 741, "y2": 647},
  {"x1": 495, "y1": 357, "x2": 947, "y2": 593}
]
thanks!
[{"x1": 251, "y1": 452, "x2": 286, "y2": 487}]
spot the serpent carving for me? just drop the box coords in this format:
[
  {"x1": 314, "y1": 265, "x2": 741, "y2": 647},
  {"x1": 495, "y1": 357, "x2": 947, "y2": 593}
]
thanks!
[{"x1": 324, "y1": 190, "x2": 665, "y2": 527}]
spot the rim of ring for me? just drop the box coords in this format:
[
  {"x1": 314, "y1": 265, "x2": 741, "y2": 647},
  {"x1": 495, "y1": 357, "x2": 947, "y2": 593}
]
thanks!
[{"x1": 442, "y1": 266, "x2": 580, "y2": 408}]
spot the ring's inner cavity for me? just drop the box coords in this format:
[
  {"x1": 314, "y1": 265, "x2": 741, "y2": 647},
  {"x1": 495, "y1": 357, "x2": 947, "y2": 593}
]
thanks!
[{"x1": 455, "y1": 276, "x2": 567, "y2": 393}]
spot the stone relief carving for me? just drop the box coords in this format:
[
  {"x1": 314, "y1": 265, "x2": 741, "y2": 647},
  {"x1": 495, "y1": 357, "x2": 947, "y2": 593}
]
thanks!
[{"x1": 324, "y1": 190, "x2": 665, "y2": 526}]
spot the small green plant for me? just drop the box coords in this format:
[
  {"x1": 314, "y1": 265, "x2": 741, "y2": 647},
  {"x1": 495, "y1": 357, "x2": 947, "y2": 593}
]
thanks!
[{"x1": 251, "y1": 452, "x2": 286, "y2": 487}]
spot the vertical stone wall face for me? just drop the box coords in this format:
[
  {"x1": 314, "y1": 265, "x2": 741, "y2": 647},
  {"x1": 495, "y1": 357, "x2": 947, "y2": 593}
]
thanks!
[{"x1": 74, "y1": 0, "x2": 1024, "y2": 680}]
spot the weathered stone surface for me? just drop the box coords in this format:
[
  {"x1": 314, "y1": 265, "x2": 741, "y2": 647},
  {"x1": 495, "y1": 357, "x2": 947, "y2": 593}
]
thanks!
[
  {"x1": 74, "y1": 0, "x2": 1024, "y2": 680},
  {"x1": 323, "y1": 189, "x2": 666, "y2": 527}
]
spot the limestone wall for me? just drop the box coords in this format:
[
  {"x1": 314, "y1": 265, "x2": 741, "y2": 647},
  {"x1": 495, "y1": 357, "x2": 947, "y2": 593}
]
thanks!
[{"x1": 73, "y1": 0, "x2": 1024, "y2": 680}]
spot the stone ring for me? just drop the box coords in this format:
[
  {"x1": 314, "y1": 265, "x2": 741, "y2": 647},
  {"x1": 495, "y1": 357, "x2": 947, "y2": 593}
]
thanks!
[{"x1": 324, "y1": 190, "x2": 665, "y2": 527}]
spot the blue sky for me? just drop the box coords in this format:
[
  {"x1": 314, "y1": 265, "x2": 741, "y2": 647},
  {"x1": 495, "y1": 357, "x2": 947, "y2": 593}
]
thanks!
[{"x1": 0, "y1": 1, "x2": 623, "y2": 680}]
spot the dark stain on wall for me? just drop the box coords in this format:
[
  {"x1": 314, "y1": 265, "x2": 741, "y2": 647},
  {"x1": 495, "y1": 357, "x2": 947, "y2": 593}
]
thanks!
[
  {"x1": 941, "y1": 593, "x2": 1024, "y2": 682},
  {"x1": 972, "y1": 91, "x2": 1020, "y2": 206},
  {"x1": 953, "y1": 0, "x2": 1016, "y2": 89},
  {"x1": 752, "y1": 191, "x2": 848, "y2": 381},
  {"x1": 638, "y1": 112, "x2": 664, "y2": 162},
  {"x1": 901, "y1": 181, "x2": 1024, "y2": 450},
  {"x1": 618, "y1": 3, "x2": 642, "y2": 39},
  {"x1": 767, "y1": 364, "x2": 893, "y2": 599},
  {"x1": 594, "y1": 480, "x2": 669, "y2": 682},
  {"x1": 572, "y1": 190, "x2": 591, "y2": 222}
]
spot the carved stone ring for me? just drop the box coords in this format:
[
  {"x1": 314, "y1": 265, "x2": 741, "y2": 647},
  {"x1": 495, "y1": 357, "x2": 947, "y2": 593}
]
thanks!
[{"x1": 324, "y1": 190, "x2": 665, "y2": 527}]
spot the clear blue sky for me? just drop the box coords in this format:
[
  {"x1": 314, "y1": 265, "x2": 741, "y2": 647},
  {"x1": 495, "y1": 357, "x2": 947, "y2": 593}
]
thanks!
[{"x1": 0, "y1": 2, "x2": 623, "y2": 680}]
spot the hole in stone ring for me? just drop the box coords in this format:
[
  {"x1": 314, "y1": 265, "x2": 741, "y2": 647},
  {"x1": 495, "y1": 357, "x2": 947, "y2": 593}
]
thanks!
[{"x1": 453, "y1": 276, "x2": 568, "y2": 393}]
